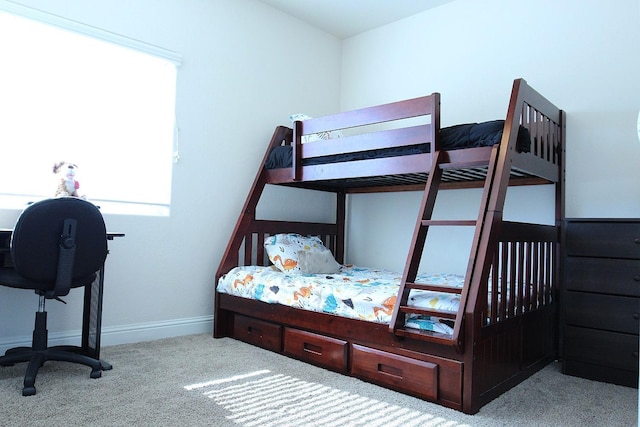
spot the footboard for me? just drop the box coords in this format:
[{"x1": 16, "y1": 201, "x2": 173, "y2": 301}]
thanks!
[
  {"x1": 481, "y1": 221, "x2": 559, "y2": 325},
  {"x1": 464, "y1": 220, "x2": 559, "y2": 413}
]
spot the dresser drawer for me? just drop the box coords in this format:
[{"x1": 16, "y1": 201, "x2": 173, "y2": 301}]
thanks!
[
  {"x1": 563, "y1": 325, "x2": 639, "y2": 372},
  {"x1": 563, "y1": 359, "x2": 638, "y2": 388},
  {"x1": 233, "y1": 314, "x2": 282, "y2": 352},
  {"x1": 565, "y1": 257, "x2": 640, "y2": 297},
  {"x1": 284, "y1": 328, "x2": 347, "y2": 373},
  {"x1": 565, "y1": 221, "x2": 640, "y2": 259},
  {"x1": 564, "y1": 292, "x2": 639, "y2": 334},
  {"x1": 351, "y1": 344, "x2": 438, "y2": 400}
]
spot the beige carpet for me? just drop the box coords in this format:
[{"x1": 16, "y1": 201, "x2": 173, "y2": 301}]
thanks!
[{"x1": 0, "y1": 333, "x2": 637, "y2": 426}]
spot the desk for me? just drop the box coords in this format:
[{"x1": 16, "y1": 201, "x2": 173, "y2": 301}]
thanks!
[{"x1": 0, "y1": 228, "x2": 124, "y2": 370}]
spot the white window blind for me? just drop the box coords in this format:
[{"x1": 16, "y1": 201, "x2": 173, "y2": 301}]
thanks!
[{"x1": 0, "y1": 2, "x2": 182, "y2": 215}]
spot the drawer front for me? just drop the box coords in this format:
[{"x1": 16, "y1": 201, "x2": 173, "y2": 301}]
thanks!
[
  {"x1": 563, "y1": 359, "x2": 639, "y2": 388},
  {"x1": 565, "y1": 257, "x2": 640, "y2": 297},
  {"x1": 563, "y1": 325, "x2": 639, "y2": 372},
  {"x1": 565, "y1": 221, "x2": 640, "y2": 259},
  {"x1": 233, "y1": 315, "x2": 282, "y2": 352},
  {"x1": 351, "y1": 344, "x2": 438, "y2": 401},
  {"x1": 283, "y1": 328, "x2": 347, "y2": 373},
  {"x1": 564, "y1": 292, "x2": 639, "y2": 334}
]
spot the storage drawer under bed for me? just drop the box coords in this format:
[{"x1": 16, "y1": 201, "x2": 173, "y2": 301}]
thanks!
[
  {"x1": 233, "y1": 314, "x2": 282, "y2": 352},
  {"x1": 283, "y1": 328, "x2": 348, "y2": 373},
  {"x1": 351, "y1": 344, "x2": 439, "y2": 401}
]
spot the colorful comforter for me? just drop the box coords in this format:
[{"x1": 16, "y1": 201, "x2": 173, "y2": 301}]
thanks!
[{"x1": 217, "y1": 264, "x2": 464, "y2": 335}]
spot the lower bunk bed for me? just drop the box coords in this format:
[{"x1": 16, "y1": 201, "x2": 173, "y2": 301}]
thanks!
[{"x1": 214, "y1": 78, "x2": 565, "y2": 414}]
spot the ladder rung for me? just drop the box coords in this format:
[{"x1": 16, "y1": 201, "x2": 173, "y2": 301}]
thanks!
[
  {"x1": 421, "y1": 219, "x2": 477, "y2": 226},
  {"x1": 405, "y1": 282, "x2": 463, "y2": 294},
  {"x1": 399, "y1": 305, "x2": 457, "y2": 319}
]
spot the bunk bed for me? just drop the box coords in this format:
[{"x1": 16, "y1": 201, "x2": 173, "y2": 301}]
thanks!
[{"x1": 214, "y1": 78, "x2": 565, "y2": 414}]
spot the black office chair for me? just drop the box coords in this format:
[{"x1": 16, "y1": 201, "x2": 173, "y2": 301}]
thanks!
[{"x1": 0, "y1": 197, "x2": 108, "y2": 396}]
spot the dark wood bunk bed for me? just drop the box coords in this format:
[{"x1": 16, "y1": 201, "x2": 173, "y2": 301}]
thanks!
[{"x1": 214, "y1": 78, "x2": 565, "y2": 414}]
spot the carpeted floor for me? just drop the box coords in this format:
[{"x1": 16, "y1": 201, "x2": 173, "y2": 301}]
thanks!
[{"x1": 0, "y1": 333, "x2": 637, "y2": 426}]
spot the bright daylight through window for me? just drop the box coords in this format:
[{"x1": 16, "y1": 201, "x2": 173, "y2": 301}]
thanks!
[{"x1": 0, "y1": 4, "x2": 181, "y2": 215}]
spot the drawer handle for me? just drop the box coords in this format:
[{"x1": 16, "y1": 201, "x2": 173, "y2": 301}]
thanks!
[
  {"x1": 635, "y1": 275, "x2": 640, "y2": 282},
  {"x1": 247, "y1": 326, "x2": 262, "y2": 336},
  {"x1": 378, "y1": 363, "x2": 403, "y2": 379},
  {"x1": 634, "y1": 351, "x2": 639, "y2": 358},
  {"x1": 635, "y1": 237, "x2": 640, "y2": 244},
  {"x1": 303, "y1": 342, "x2": 323, "y2": 356},
  {"x1": 634, "y1": 313, "x2": 640, "y2": 320}
]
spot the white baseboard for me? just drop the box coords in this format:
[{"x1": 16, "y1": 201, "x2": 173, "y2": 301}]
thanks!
[{"x1": 0, "y1": 315, "x2": 213, "y2": 355}]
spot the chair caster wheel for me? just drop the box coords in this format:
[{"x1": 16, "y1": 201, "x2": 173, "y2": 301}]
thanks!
[
  {"x1": 22, "y1": 386, "x2": 36, "y2": 396},
  {"x1": 90, "y1": 369, "x2": 102, "y2": 379}
]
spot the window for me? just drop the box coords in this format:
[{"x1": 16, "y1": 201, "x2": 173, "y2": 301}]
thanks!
[{"x1": 0, "y1": 2, "x2": 181, "y2": 215}]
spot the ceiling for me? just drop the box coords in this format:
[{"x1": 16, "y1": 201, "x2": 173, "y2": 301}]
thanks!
[{"x1": 257, "y1": 0, "x2": 454, "y2": 39}]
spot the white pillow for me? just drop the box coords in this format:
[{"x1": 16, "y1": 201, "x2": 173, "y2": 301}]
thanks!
[
  {"x1": 264, "y1": 233, "x2": 340, "y2": 274},
  {"x1": 296, "y1": 251, "x2": 341, "y2": 274}
]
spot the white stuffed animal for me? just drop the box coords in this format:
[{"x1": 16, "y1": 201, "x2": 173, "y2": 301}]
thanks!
[{"x1": 53, "y1": 161, "x2": 84, "y2": 199}]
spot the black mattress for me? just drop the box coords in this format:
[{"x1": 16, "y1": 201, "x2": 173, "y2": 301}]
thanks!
[{"x1": 265, "y1": 120, "x2": 531, "y2": 170}]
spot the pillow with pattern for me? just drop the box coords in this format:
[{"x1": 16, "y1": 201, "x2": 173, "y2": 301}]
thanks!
[{"x1": 264, "y1": 233, "x2": 340, "y2": 274}]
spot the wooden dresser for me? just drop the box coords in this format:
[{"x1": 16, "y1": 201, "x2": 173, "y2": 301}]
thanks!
[{"x1": 561, "y1": 218, "x2": 640, "y2": 387}]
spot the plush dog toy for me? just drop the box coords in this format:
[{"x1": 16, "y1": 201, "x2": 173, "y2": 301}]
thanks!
[{"x1": 53, "y1": 161, "x2": 84, "y2": 199}]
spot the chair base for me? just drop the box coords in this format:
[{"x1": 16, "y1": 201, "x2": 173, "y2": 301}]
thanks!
[
  {"x1": 15, "y1": 344, "x2": 114, "y2": 371},
  {"x1": 0, "y1": 311, "x2": 110, "y2": 396}
]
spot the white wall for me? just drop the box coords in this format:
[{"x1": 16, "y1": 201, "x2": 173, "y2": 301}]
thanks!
[
  {"x1": 341, "y1": 0, "x2": 640, "y2": 273},
  {"x1": 0, "y1": 0, "x2": 342, "y2": 352}
]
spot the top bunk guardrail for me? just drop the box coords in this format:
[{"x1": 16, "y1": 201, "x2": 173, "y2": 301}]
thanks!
[{"x1": 262, "y1": 78, "x2": 563, "y2": 193}]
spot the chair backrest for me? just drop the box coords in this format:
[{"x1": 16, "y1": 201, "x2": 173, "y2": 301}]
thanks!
[{"x1": 10, "y1": 198, "x2": 107, "y2": 293}]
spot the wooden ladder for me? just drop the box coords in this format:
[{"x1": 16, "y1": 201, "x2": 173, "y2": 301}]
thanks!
[{"x1": 390, "y1": 112, "x2": 521, "y2": 349}]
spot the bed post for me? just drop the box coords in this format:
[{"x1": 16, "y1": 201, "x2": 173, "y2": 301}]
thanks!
[
  {"x1": 214, "y1": 126, "x2": 292, "y2": 338},
  {"x1": 462, "y1": 79, "x2": 564, "y2": 413},
  {"x1": 334, "y1": 190, "x2": 346, "y2": 264},
  {"x1": 555, "y1": 109, "x2": 567, "y2": 356},
  {"x1": 292, "y1": 120, "x2": 303, "y2": 181}
]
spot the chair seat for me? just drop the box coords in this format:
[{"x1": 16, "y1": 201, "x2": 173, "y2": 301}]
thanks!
[{"x1": 0, "y1": 267, "x2": 96, "y2": 292}]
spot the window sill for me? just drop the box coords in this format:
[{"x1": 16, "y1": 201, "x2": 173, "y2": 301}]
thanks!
[{"x1": 0, "y1": 195, "x2": 170, "y2": 217}]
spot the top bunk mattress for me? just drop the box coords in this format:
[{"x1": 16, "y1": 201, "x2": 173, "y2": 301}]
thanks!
[{"x1": 265, "y1": 120, "x2": 531, "y2": 169}]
